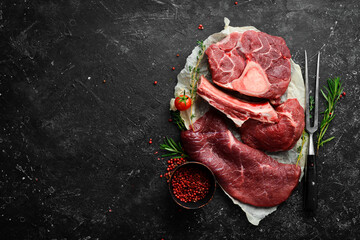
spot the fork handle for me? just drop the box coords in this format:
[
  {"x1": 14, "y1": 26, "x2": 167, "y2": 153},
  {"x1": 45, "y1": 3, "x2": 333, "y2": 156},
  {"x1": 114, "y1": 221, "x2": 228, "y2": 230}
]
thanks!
[{"x1": 304, "y1": 154, "x2": 318, "y2": 211}]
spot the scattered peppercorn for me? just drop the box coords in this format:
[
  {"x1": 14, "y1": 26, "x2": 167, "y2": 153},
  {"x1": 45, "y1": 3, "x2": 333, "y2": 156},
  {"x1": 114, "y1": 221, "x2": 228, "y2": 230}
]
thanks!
[
  {"x1": 176, "y1": 54, "x2": 180, "y2": 57},
  {"x1": 160, "y1": 174, "x2": 163, "y2": 178},
  {"x1": 168, "y1": 118, "x2": 173, "y2": 122},
  {"x1": 109, "y1": 209, "x2": 112, "y2": 212},
  {"x1": 161, "y1": 157, "x2": 187, "y2": 182},
  {"x1": 149, "y1": 138, "x2": 153, "y2": 144},
  {"x1": 343, "y1": 91, "x2": 346, "y2": 96},
  {"x1": 235, "y1": 1, "x2": 238, "y2": 5},
  {"x1": 171, "y1": 165, "x2": 211, "y2": 203},
  {"x1": 339, "y1": 94, "x2": 342, "y2": 99},
  {"x1": 103, "y1": 80, "x2": 106, "y2": 83},
  {"x1": 172, "y1": 67, "x2": 175, "y2": 71},
  {"x1": 154, "y1": 81, "x2": 158, "y2": 85}
]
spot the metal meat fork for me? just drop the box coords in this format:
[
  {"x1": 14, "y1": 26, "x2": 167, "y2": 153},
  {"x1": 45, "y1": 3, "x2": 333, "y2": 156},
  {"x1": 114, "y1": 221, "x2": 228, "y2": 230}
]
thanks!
[{"x1": 304, "y1": 50, "x2": 319, "y2": 212}]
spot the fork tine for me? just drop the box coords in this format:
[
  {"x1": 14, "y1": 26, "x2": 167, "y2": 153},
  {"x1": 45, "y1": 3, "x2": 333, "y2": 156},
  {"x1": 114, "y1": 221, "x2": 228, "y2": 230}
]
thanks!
[
  {"x1": 305, "y1": 50, "x2": 311, "y2": 130},
  {"x1": 313, "y1": 51, "x2": 320, "y2": 130}
]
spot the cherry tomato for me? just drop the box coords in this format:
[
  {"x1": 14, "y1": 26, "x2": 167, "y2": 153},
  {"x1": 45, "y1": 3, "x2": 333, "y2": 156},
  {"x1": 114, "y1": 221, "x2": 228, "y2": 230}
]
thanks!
[{"x1": 175, "y1": 92, "x2": 192, "y2": 111}]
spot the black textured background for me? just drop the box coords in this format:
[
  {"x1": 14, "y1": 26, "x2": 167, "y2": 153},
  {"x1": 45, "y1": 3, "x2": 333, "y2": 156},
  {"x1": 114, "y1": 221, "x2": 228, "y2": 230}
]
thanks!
[{"x1": 1, "y1": 0, "x2": 359, "y2": 239}]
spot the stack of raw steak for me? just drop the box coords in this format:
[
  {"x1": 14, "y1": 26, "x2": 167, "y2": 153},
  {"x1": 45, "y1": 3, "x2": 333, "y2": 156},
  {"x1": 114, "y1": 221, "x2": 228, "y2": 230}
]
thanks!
[{"x1": 181, "y1": 30, "x2": 305, "y2": 207}]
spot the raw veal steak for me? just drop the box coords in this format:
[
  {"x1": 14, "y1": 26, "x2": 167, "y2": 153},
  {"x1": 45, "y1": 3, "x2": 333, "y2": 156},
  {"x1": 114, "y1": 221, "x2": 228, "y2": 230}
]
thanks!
[
  {"x1": 197, "y1": 75, "x2": 278, "y2": 126},
  {"x1": 206, "y1": 30, "x2": 291, "y2": 100},
  {"x1": 181, "y1": 110, "x2": 301, "y2": 207},
  {"x1": 240, "y1": 98, "x2": 305, "y2": 152}
]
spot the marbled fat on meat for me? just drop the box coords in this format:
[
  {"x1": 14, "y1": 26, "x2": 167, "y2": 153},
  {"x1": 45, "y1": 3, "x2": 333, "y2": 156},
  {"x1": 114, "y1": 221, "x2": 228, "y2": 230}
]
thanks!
[
  {"x1": 181, "y1": 110, "x2": 301, "y2": 207},
  {"x1": 206, "y1": 30, "x2": 291, "y2": 100}
]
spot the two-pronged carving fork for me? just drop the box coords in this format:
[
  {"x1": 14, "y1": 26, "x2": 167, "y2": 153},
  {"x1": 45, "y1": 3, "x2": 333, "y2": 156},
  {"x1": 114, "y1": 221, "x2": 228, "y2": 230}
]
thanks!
[{"x1": 303, "y1": 50, "x2": 320, "y2": 212}]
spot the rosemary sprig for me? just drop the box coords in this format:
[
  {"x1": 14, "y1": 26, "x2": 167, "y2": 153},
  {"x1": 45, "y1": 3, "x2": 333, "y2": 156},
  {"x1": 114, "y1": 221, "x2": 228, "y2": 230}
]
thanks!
[
  {"x1": 316, "y1": 77, "x2": 343, "y2": 153},
  {"x1": 159, "y1": 137, "x2": 188, "y2": 158},
  {"x1": 171, "y1": 111, "x2": 186, "y2": 131}
]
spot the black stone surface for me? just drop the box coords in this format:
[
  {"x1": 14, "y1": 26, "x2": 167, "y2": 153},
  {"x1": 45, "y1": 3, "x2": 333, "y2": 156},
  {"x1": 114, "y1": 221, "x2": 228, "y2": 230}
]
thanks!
[{"x1": 1, "y1": 0, "x2": 359, "y2": 239}]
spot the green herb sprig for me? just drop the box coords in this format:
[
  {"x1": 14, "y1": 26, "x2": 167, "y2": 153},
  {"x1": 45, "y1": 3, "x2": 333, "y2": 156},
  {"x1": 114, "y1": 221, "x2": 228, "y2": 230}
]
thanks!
[
  {"x1": 189, "y1": 41, "x2": 205, "y2": 96},
  {"x1": 189, "y1": 40, "x2": 206, "y2": 126},
  {"x1": 171, "y1": 111, "x2": 186, "y2": 131},
  {"x1": 309, "y1": 96, "x2": 314, "y2": 118},
  {"x1": 159, "y1": 137, "x2": 188, "y2": 158},
  {"x1": 316, "y1": 77, "x2": 343, "y2": 153},
  {"x1": 296, "y1": 131, "x2": 307, "y2": 166}
]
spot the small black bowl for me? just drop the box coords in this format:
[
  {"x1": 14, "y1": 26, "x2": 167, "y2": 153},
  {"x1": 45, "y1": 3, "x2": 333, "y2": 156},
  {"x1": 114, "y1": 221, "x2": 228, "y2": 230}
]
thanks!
[{"x1": 169, "y1": 162, "x2": 216, "y2": 209}]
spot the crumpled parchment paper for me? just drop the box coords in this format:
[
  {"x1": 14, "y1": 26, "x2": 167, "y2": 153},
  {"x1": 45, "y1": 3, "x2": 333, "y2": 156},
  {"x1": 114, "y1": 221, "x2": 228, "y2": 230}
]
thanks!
[{"x1": 169, "y1": 17, "x2": 308, "y2": 226}]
